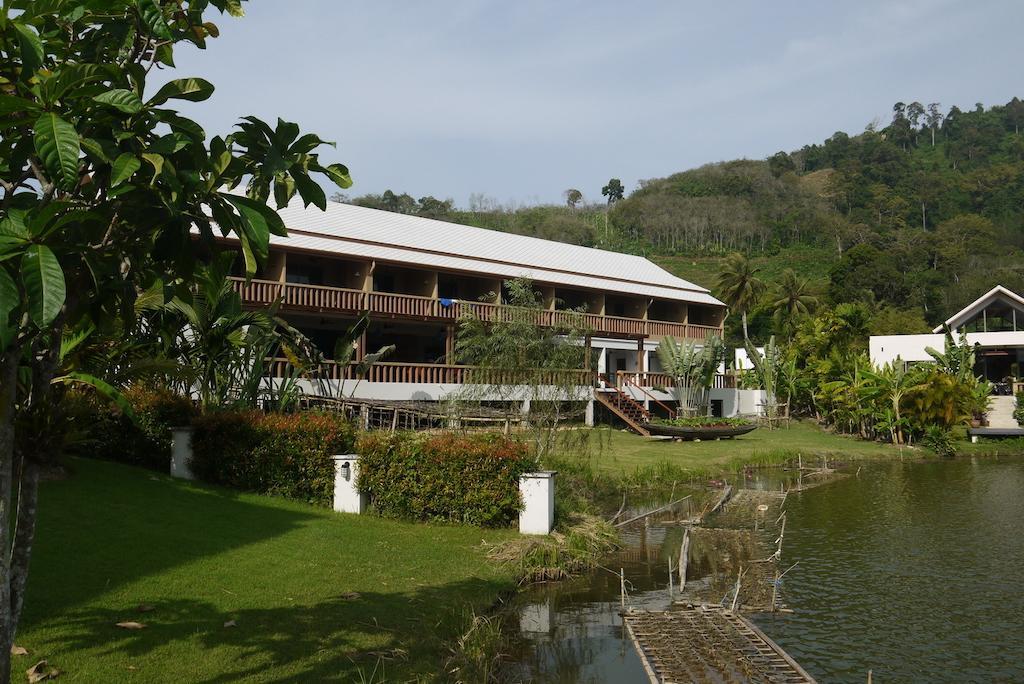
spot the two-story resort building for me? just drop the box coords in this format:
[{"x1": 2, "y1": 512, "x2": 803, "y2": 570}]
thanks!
[{"x1": 218, "y1": 198, "x2": 741, "y2": 432}]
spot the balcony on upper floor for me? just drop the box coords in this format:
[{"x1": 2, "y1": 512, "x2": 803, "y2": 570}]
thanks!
[{"x1": 230, "y1": 277, "x2": 723, "y2": 342}]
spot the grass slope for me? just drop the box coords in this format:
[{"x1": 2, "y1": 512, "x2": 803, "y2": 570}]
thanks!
[
  {"x1": 578, "y1": 421, "x2": 904, "y2": 478},
  {"x1": 18, "y1": 458, "x2": 517, "y2": 682},
  {"x1": 652, "y1": 244, "x2": 837, "y2": 294}
]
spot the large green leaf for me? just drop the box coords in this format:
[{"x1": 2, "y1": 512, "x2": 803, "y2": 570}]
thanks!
[
  {"x1": 0, "y1": 267, "x2": 18, "y2": 318},
  {"x1": 291, "y1": 171, "x2": 326, "y2": 211},
  {"x1": 148, "y1": 78, "x2": 214, "y2": 106},
  {"x1": 79, "y1": 137, "x2": 117, "y2": 164},
  {"x1": 142, "y1": 152, "x2": 164, "y2": 181},
  {"x1": 226, "y1": 193, "x2": 287, "y2": 237},
  {"x1": 21, "y1": 244, "x2": 65, "y2": 327},
  {"x1": 55, "y1": 372, "x2": 136, "y2": 420},
  {"x1": 323, "y1": 163, "x2": 353, "y2": 189},
  {"x1": 0, "y1": 210, "x2": 30, "y2": 255},
  {"x1": 13, "y1": 23, "x2": 44, "y2": 78},
  {"x1": 0, "y1": 267, "x2": 16, "y2": 347},
  {"x1": 34, "y1": 113, "x2": 80, "y2": 189},
  {"x1": 218, "y1": 0, "x2": 246, "y2": 17},
  {"x1": 0, "y1": 95, "x2": 41, "y2": 116},
  {"x1": 93, "y1": 88, "x2": 144, "y2": 114},
  {"x1": 137, "y1": 0, "x2": 173, "y2": 39},
  {"x1": 224, "y1": 193, "x2": 272, "y2": 245},
  {"x1": 111, "y1": 153, "x2": 141, "y2": 186},
  {"x1": 41, "y1": 63, "x2": 113, "y2": 104}
]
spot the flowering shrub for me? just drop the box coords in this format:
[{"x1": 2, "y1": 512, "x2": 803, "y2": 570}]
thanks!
[
  {"x1": 357, "y1": 432, "x2": 535, "y2": 527},
  {"x1": 67, "y1": 386, "x2": 196, "y2": 471},
  {"x1": 191, "y1": 411, "x2": 356, "y2": 506}
]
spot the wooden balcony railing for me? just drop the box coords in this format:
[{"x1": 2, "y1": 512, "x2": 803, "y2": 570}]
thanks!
[
  {"x1": 231, "y1": 277, "x2": 720, "y2": 341},
  {"x1": 614, "y1": 371, "x2": 736, "y2": 390},
  {"x1": 267, "y1": 359, "x2": 598, "y2": 386}
]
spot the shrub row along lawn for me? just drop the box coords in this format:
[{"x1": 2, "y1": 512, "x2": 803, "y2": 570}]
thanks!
[
  {"x1": 578, "y1": 420, "x2": 908, "y2": 478},
  {"x1": 19, "y1": 458, "x2": 518, "y2": 682}
]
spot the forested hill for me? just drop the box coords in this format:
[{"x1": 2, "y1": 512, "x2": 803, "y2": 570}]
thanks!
[{"x1": 337, "y1": 97, "x2": 1024, "y2": 339}]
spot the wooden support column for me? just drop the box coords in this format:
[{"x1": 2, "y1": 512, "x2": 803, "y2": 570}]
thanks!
[
  {"x1": 356, "y1": 332, "x2": 367, "y2": 362},
  {"x1": 584, "y1": 335, "x2": 592, "y2": 371},
  {"x1": 445, "y1": 325, "x2": 455, "y2": 365},
  {"x1": 636, "y1": 337, "x2": 645, "y2": 373},
  {"x1": 363, "y1": 261, "x2": 375, "y2": 292}
]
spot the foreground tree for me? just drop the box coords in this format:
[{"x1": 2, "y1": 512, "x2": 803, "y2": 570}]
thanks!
[{"x1": 0, "y1": 2, "x2": 350, "y2": 678}]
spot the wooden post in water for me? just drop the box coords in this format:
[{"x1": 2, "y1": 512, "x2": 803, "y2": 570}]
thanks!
[
  {"x1": 667, "y1": 558, "x2": 674, "y2": 597},
  {"x1": 771, "y1": 569, "x2": 780, "y2": 613},
  {"x1": 679, "y1": 528, "x2": 690, "y2": 592},
  {"x1": 620, "y1": 568, "x2": 626, "y2": 610},
  {"x1": 730, "y1": 567, "x2": 743, "y2": 613}
]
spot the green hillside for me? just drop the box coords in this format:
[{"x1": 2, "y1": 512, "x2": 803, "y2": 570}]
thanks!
[{"x1": 340, "y1": 97, "x2": 1024, "y2": 339}]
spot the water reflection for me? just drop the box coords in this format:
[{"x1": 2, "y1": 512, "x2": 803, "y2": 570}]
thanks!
[{"x1": 507, "y1": 458, "x2": 1024, "y2": 683}]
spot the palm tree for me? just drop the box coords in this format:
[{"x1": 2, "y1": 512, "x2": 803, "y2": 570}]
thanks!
[
  {"x1": 716, "y1": 252, "x2": 765, "y2": 341},
  {"x1": 770, "y1": 269, "x2": 817, "y2": 338}
]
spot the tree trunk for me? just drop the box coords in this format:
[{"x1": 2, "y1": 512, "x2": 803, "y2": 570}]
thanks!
[
  {"x1": 741, "y1": 312, "x2": 749, "y2": 341},
  {"x1": 0, "y1": 348, "x2": 22, "y2": 684}
]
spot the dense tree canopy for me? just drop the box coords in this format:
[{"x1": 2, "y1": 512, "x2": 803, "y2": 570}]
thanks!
[{"x1": 0, "y1": 2, "x2": 349, "y2": 678}]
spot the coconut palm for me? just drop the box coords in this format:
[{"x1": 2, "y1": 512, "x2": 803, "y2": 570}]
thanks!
[
  {"x1": 770, "y1": 269, "x2": 817, "y2": 338},
  {"x1": 716, "y1": 252, "x2": 765, "y2": 341}
]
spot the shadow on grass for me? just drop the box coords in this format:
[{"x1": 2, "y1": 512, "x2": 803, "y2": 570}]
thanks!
[
  {"x1": 35, "y1": 579, "x2": 508, "y2": 682},
  {"x1": 27, "y1": 458, "x2": 319, "y2": 618}
]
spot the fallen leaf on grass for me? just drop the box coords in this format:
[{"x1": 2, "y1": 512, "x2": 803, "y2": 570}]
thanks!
[
  {"x1": 340, "y1": 592, "x2": 361, "y2": 601},
  {"x1": 136, "y1": 604, "x2": 155, "y2": 613},
  {"x1": 26, "y1": 660, "x2": 59, "y2": 682},
  {"x1": 115, "y1": 622, "x2": 146, "y2": 630},
  {"x1": 223, "y1": 620, "x2": 236, "y2": 628},
  {"x1": 10, "y1": 645, "x2": 28, "y2": 656}
]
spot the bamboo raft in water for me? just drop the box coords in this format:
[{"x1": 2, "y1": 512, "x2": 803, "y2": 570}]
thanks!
[{"x1": 623, "y1": 604, "x2": 816, "y2": 684}]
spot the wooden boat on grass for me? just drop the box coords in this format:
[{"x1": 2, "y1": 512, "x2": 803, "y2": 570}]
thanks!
[{"x1": 644, "y1": 422, "x2": 758, "y2": 441}]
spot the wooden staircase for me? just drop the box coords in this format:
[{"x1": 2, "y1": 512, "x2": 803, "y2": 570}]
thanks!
[{"x1": 594, "y1": 387, "x2": 651, "y2": 436}]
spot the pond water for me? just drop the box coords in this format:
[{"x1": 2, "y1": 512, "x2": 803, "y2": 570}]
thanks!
[{"x1": 506, "y1": 457, "x2": 1024, "y2": 683}]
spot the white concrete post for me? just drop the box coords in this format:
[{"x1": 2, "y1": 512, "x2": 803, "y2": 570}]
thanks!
[
  {"x1": 585, "y1": 399, "x2": 595, "y2": 427},
  {"x1": 169, "y1": 427, "x2": 195, "y2": 480},
  {"x1": 519, "y1": 471, "x2": 556, "y2": 535},
  {"x1": 332, "y1": 455, "x2": 368, "y2": 514}
]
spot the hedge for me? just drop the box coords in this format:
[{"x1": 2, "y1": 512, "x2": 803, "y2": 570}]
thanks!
[
  {"x1": 357, "y1": 432, "x2": 535, "y2": 527},
  {"x1": 190, "y1": 411, "x2": 356, "y2": 506},
  {"x1": 67, "y1": 386, "x2": 196, "y2": 471}
]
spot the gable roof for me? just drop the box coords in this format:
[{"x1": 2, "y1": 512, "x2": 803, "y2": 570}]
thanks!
[
  {"x1": 261, "y1": 199, "x2": 725, "y2": 306},
  {"x1": 934, "y1": 285, "x2": 1024, "y2": 332}
]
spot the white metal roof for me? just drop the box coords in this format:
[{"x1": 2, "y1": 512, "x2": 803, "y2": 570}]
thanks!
[
  {"x1": 263, "y1": 199, "x2": 724, "y2": 307},
  {"x1": 934, "y1": 285, "x2": 1024, "y2": 332}
]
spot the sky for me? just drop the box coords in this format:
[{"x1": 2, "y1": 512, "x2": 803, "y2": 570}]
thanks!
[{"x1": 167, "y1": 0, "x2": 1024, "y2": 208}]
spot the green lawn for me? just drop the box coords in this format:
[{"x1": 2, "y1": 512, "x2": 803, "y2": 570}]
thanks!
[
  {"x1": 575, "y1": 420, "x2": 907, "y2": 478},
  {"x1": 18, "y1": 458, "x2": 517, "y2": 683}
]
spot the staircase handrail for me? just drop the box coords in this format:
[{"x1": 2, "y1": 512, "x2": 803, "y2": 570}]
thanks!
[{"x1": 618, "y1": 373, "x2": 677, "y2": 420}]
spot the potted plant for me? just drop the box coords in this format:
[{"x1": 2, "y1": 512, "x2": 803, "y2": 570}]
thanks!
[{"x1": 968, "y1": 381, "x2": 993, "y2": 428}]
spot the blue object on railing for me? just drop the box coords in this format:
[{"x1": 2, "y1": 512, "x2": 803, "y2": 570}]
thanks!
[{"x1": 439, "y1": 298, "x2": 454, "y2": 307}]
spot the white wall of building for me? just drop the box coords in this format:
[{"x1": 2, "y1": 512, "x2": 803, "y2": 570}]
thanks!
[{"x1": 870, "y1": 331, "x2": 1024, "y2": 367}]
